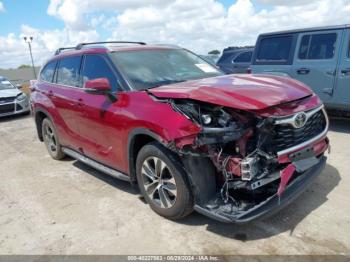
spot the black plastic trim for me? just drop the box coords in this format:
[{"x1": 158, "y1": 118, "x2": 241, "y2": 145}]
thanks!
[{"x1": 194, "y1": 156, "x2": 327, "y2": 224}]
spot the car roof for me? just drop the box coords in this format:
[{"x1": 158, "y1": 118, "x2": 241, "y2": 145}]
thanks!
[
  {"x1": 224, "y1": 48, "x2": 253, "y2": 53},
  {"x1": 260, "y1": 24, "x2": 350, "y2": 36},
  {"x1": 46, "y1": 44, "x2": 181, "y2": 63}
]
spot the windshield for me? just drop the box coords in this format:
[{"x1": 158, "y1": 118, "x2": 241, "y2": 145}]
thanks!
[
  {"x1": 111, "y1": 49, "x2": 223, "y2": 90},
  {"x1": 0, "y1": 77, "x2": 16, "y2": 90}
]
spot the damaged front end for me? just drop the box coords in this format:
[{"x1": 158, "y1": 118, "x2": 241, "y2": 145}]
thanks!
[{"x1": 167, "y1": 99, "x2": 329, "y2": 223}]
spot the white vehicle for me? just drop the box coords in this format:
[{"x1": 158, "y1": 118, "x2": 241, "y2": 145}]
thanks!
[{"x1": 0, "y1": 76, "x2": 30, "y2": 117}]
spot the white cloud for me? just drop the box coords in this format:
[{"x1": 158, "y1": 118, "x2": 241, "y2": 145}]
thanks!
[
  {"x1": 0, "y1": 1, "x2": 5, "y2": 12},
  {"x1": 1, "y1": 0, "x2": 350, "y2": 68},
  {"x1": 110, "y1": 0, "x2": 350, "y2": 53},
  {"x1": 47, "y1": 0, "x2": 172, "y2": 30},
  {"x1": 0, "y1": 25, "x2": 99, "y2": 68},
  {"x1": 256, "y1": 0, "x2": 320, "y2": 6}
]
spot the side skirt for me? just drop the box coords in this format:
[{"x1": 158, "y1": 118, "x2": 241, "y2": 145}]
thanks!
[{"x1": 62, "y1": 147, "x2": 131, "y2": 182}]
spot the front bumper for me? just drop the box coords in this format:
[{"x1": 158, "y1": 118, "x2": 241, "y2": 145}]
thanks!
[
  {"x1": 0, "y1": 98, "x2": 30, "y2": 117},
  {"x1": 194, "y1": 155, "x2": 327, "y2": 223}
]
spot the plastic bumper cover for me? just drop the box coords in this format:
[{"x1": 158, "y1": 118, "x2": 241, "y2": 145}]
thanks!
[{"x1": 194, "y1": 155, "x2": 327, "y2": 224}]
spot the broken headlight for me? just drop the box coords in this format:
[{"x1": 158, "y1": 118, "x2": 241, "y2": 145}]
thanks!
[{"x1": 172, "y1": 100, "x2": 233, "y2": 128}]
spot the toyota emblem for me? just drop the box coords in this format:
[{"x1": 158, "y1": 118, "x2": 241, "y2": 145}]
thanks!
[{"x1": 294, "y1": 112, "x2": 307, "y2": 128}]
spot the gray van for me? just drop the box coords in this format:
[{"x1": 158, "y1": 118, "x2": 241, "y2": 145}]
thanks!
[{"x1": 251, "y1": 24, "x2": 350, "y2": 113}]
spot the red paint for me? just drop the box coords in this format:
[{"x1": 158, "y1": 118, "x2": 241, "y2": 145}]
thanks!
[
  {"x1": 278, "y1": 164, "x2": 296, "y2": 196},
  {"x1": 149, "y1": 74, "x2": 313, "y2": 111},
  {"x1": 226, "y1": 157, "x2": 242, "y2": 177},
  {"x1": 32, "y1": 46, "x2": 328, "y2": 178},
  {"x1": 84, "y1": 78, "x2": 111, "y2": 91},
  {"x1": 278, "y1": 137, "x2": 328, "y2": 163},
  {"x1": 32, "y1": 84, "x2": 200, "y2": 173},
  {"x1": 237, "y1": 129, "x2": 254, "y2": 157}
]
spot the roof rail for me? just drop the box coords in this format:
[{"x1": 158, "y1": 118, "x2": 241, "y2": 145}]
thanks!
[
  {"x1": 54, "y1": 47, "x2": 76, "y2": 55},
  {"x1": 75, "y1": 41, "x2": 146, "y2": 50}
]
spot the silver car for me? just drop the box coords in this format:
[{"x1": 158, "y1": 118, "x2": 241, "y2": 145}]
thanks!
[{"x1": 0, "y1": 76, "x2": 30, "y2": 117}]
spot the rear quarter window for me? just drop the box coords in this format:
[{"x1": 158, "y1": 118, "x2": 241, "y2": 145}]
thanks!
[
  {"x1": 217, "y1": 52, "x2": 236, "y2": 64},
  {"x1": 234, "y1": 51, "x2": 252, "y2": 63},
  {"x1": 298, "y1": 33, "x2": 337, "y2": 60},
  {"x1": 255, "y1": 35, "x2": 293, "y2": 64},
  {"x1": 40, "y1": 61, "x2": 57, "y2": 82}
]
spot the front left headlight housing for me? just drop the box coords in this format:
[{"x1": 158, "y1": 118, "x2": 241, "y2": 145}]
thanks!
[
  {"x1": 16, "y1": 93, "x2": 27, "y2": 101},
  {"x1": 172, "y1": 100, "x2": 233, "y2": 128}
]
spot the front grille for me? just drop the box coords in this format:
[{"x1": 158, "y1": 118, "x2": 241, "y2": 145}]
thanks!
[
  {"x1": 16, "y1": 104, "x2": 23, "y2": 111},
  {"x1": 0, "y1": 97, "x2": 16, "y2": 103},
  {"x1": 0, "y1": 103, "x2": 15, "y2": 114},
  {"x1": 271, "y1": 109, "x2": 327, "y2": 152}
]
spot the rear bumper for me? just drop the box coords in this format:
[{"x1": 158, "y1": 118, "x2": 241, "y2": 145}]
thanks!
[{"x1": 194, "y1": 155, "x2": 327, "y2": 223}]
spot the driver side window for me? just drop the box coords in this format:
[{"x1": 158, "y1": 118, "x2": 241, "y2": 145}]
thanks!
[{"x1": 82, "y1": 55, "x2": 119, "y2": 91}]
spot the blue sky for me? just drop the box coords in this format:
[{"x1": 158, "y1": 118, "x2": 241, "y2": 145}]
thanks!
[
  {"x1": 0, "y1": 0, "x2": 349, "y2": 68},
  {"x1": 0, "y1": 0, "x2": 63, "y2": 35}
]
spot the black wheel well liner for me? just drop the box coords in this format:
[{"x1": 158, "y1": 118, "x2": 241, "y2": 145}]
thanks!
[
  {"x1": 127, "y1": 129, "x2": 217, "y2": 205},
  {"x1": 127, "y1": 128, "x2": 164, "y2": 183},
  {"x1": 34, "y1": 108, "x2": 52, "y2": 142}
]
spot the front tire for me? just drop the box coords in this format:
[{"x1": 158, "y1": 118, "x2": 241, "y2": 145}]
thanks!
[
  {"x1": 136, "y1": 142, "x2": 193, "y2": 219},
  {"x1": 42, "y1": 118, "x2": 65, "y2": 160}
]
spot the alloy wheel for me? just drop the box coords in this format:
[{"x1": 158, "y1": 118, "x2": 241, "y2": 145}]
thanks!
[
  {"x1": 43, "y1": 123, "x2": 57, "y2": 153},
  {"x1": 141, "y1": 156, "x2": 177, "y2": 208}
]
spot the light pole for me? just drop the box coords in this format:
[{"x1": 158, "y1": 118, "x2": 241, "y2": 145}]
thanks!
[{"x1": 23, "y1": 36, "x2": 37, "y2": 79}]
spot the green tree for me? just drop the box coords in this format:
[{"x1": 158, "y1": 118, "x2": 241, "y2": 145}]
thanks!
[
  {"x1": 18, "y1": 64, "x2": 31, "y2": 69},
  {"x1": 208, "y1": 50, "x2": 220, "y2": 55}
]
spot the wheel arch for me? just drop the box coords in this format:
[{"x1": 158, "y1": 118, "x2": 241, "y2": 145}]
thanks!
[
  {"x1": 127, "y1": 128, "x2": 166, "y2": 184},
  {"x1": 34, "y1": 108, "x2": 53, "y2": 142}
]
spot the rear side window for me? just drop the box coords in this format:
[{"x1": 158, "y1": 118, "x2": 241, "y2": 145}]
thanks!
[
  {"x1": 298, "y1": 33, "x2": 337, "y2": 60},
  {"x1": 256, "y1": 35, "x2": 292, "y2": 62},
  {"x1": 56, "y1": 56, "x2": 82, "y2": 87},
  {"x1": 82, "y1": 55, "x2": 118, "y2": 91},
  {"x1": 40, "y1": 61, "x2": 57, "y2": 82},
  {"x1": 217, "y1": 52, "x2": 236, "y2": 63},
  {"x1": 234, "y1": 51, "x2": 252, "y2": 63}
]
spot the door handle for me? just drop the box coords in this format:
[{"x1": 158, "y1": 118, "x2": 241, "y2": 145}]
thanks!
[
  {"x1": 77, "y1": 98, "x2": 84, "y2": 107},
  {"x1": 296, "y1": 68, "x2": 310, "y2": 74},
  {"x1": 322, "y1": 88, "x2": 333, "y2": 95},
  {"x1": 326, "y1": 70, "x2": 336, "y2": 76},
  {"x1": 48, "y1": 90, "x2": 54, "y2": 97},
  {"x1": 341, "y1": 68, "x2": 350, "y2": 75}
]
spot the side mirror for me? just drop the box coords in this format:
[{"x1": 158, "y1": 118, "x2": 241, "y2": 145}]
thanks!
[
  {"x1": 84, "y1": 78, "x2": 111, "y2": 92},
  {"x1": 84, "y1": 78, "x2": 117, "y2": 102},
  {"x1": 16, "y1": 84, "x2": 22, "y2": 89}
]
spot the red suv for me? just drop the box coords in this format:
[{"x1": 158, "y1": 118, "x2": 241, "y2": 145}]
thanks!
[{"x1": 31, "y1": 41, "x2": 329, "y2": 223}]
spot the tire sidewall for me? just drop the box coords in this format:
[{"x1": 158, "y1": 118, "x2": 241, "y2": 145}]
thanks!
[
  {"x1": 136, "y1": 142, "x2": 193, "y2": 219},
  {"x1": 42, "y1": 118, "x2": 64, "y2": 160}
]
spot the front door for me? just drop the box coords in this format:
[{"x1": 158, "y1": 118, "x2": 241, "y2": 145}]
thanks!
[
  {"x1": 76, "y1": 54, "x2": 122, "y2": 169},
  {"x1": 291, "y1": 29, "x2": 343, "y2": 104},
  {"x1": 332, "y1": 29, "x2": 350, "y2": 109}
]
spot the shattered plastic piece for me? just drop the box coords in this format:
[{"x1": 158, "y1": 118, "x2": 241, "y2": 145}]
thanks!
[{"x1": 277, "y1": 163, "x2": 296, "y2": 196}]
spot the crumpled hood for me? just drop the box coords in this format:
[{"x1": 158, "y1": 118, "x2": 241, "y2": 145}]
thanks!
[
  {"x1": 149, "y1": 74, "x2": 313, "y2": 110},
  {"x1": 0, "y1": 88, "x2": 21, "y2": 98}
]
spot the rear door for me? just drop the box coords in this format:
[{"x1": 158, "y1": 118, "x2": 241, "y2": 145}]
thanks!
[
  {"x1": 251, "y1": 34, "x2": 296, "y2": 77},
  {"x1": 50, "y1": 55, "x2": 84, "y2": 150},
  {"x1": 291, "y1": 30, "x2": 343, "y2": 103},
  {"x1": 332, "y1": 29, "x2": 350, "y2": 109}
]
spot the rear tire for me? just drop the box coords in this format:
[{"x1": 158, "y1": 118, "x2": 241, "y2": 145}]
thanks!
[
  {"x1": 42, "y1": 118, "x2": 65, "y2": 160},
  {"x1": 136, "y1": 142, "x2": 193, "y2": 219}
]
